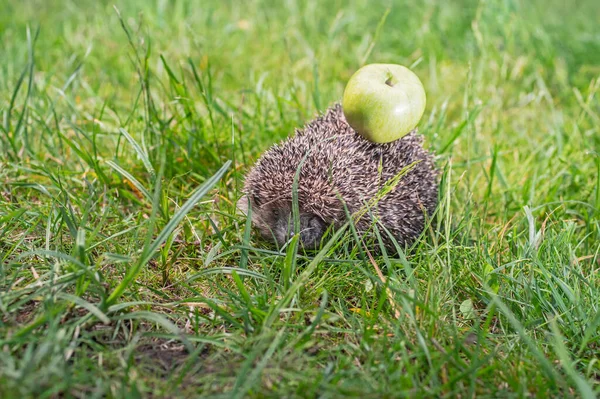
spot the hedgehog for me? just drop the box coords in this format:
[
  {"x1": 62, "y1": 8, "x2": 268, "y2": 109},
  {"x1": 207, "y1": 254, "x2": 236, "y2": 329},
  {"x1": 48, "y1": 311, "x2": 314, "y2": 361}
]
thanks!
[{"x1": 239, "y1": 103, "x2": 438, "y2": 251}]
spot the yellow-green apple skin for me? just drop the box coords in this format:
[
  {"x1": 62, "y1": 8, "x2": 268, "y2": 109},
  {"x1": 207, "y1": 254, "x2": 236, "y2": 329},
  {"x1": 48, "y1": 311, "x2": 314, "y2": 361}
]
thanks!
[{"x1": 342, "y1": 64, "x2": 426, "y2": 143}]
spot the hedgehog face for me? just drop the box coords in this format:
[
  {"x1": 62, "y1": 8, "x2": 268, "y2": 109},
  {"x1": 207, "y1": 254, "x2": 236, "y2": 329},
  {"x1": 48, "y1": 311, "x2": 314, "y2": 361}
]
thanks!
[
  {"x1": 271, "y1": 210, "x2": 327, "y2": 249},
  {"x1": 238, "y1": 195, "x2": 327, "y2": 249}
]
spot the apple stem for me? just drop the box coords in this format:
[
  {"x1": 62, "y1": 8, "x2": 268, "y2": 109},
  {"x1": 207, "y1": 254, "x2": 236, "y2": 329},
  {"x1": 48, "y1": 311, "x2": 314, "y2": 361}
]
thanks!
[{"x1": 385, "y1": 77, "x2": 394, "y2": 87}]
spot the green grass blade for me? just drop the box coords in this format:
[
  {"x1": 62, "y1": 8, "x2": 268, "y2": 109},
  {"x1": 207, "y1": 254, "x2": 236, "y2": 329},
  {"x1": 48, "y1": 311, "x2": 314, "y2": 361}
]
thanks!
[
  {"x1": 118, "y1": 127, "x2": 156, "y2": 178},
  {"x1": 56, "y1": 293, "x2": 110, "y2": 324},
  {"x1": 106, "y1": 160, "x2": 231, "y2": 305},
  {"x1": 115, "y1": 311, "x2": 193, "y2": 352},
  {"x1": 549, "y1": 319, "x2": 595, "y2": 399},
  {"x1": 106, "y1": 160, "x2": 153, "y2": 203},
  {"x1": 186, "y1": 267, "x2": 267, "y2": 283}
]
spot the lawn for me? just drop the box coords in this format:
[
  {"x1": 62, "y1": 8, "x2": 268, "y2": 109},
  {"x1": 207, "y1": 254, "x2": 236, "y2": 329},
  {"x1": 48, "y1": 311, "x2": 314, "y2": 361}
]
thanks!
[{"x1": 1, "y1": 0, "x2": 599, "y2": 397}]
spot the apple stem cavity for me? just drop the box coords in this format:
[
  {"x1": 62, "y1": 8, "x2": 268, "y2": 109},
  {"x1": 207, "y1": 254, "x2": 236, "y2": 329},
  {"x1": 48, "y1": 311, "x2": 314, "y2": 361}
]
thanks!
[{"x1": 384, "y1": 70, "x2": 397, "y2": 87}]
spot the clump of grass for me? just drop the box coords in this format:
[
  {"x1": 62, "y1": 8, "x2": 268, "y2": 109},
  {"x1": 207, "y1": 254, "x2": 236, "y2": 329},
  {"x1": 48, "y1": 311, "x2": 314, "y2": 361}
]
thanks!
[{"x1": 1, "y1": 0, "x2": 599, "y2": 397}]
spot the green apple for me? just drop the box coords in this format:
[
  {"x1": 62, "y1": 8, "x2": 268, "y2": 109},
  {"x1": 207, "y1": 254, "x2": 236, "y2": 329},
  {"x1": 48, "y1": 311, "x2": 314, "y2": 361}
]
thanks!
[{"x1": 342, "y1": 63, "x2": 426, "y2": 143}]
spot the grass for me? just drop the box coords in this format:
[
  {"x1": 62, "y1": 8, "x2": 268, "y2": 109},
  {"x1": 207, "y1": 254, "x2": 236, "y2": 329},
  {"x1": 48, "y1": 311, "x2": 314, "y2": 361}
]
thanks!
[{"x1": 1, "y1": 0, "x2": 599, "y2": 397}]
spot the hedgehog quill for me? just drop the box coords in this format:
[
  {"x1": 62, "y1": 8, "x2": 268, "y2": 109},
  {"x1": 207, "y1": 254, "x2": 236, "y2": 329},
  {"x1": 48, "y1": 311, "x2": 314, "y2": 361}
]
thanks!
[{"x1": 240, "y1": 103, "x2": 438, "y2": 251}]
